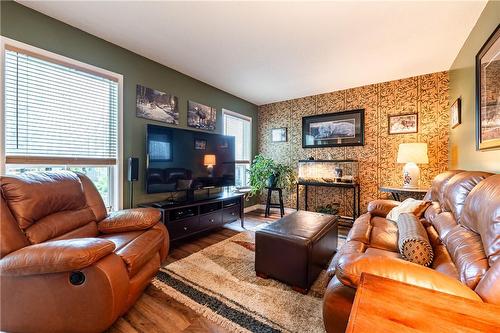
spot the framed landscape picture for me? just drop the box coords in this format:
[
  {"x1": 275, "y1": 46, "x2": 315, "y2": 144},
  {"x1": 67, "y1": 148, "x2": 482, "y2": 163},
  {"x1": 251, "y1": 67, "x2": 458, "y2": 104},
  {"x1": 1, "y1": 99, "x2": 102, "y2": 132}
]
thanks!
[
  {"x1": 194, "y1": 139, "x2": 206, "y2": 150},
  {"x1": 136, "y1": 84, "x2": 179, "y2": 124},
  {"x1": 476, "y1": 24, "x2": 500, "y2": 150},
  {"x1": 388, "y1": 113, "x2": 418, "y2": 135},
  {"x1": 271, "y1": 128, "x2": 287, "y2": 142},
  {"x1": 188, "y1": 101, "x2": 216, "y2": 131},
  {"x1": 451, "y1": 98, "x2": 461, "y2": 129},
  {"x1": 302, "y1": 109, "x2": 365, "y2": 148}
]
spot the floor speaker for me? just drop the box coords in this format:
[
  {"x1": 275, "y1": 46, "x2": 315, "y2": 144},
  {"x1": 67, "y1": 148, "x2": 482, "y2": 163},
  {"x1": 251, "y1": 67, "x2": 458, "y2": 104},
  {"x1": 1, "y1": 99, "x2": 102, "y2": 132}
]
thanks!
[{"x1": 128, "y1": 157, "x2": 139, "y2": 182}]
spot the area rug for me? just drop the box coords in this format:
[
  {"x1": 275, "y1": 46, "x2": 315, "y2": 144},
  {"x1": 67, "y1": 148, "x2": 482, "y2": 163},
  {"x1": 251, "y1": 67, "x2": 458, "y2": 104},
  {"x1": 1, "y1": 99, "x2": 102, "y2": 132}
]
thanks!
[{"x1": 153, "y1": 231, "x2": 340, "y2": 333}]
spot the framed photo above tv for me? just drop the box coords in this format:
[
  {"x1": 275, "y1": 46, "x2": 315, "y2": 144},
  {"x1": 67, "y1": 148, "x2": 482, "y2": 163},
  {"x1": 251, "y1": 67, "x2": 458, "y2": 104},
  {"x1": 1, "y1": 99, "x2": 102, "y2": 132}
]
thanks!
[
  {"x1": 136, "y1": 84, "x2": 179, "y2": 125},
  {"x1": 388, "y1": 113, "x2": 418, "y2": 135},
  {"x1": 302, "y1": 109, "x2": 365, "y2": 148},
  {"x1": 476, "y1": 24, "x2": 500, "y2": 150}
]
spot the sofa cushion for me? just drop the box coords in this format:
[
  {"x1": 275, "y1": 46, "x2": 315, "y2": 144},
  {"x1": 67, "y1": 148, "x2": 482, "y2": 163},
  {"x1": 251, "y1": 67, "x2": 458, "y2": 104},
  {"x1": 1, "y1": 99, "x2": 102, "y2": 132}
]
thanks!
[
  {"x1": 386, "y1": 198, "x2": 430, "y2": 222},
  {"x1": 0, "y1": 171, "x2": 86, "y2": 229},
  {"x1": 397, "y1": 213, "x2": 433, "y2": 267},
  {"x1": 429, "y1": 170, "x2": 463, "y2": 209},
  {"x1": 442, "y1": 171, "x2": 492, "y2": 224},
  {"x1": 369, "y1": 216, "x2": 399, "y2": 252},
  {"x1": 115, "y1": 228, "x2": 164, "y2": 277}
]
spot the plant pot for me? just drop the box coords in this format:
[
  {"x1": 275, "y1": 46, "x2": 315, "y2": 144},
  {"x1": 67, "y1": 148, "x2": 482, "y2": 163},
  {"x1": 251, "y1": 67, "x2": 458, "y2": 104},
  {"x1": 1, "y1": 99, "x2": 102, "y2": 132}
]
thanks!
[{"x1": 266, "y1": 174, "x2": 278, "y2": 188}]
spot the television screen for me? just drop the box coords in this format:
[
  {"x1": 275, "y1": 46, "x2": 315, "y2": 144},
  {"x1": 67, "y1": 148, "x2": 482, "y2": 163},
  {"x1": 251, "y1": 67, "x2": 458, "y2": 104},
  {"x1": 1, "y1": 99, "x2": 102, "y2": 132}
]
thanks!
[{"x1": 146, "y1": 124, "x2": 235, "y2": 194}]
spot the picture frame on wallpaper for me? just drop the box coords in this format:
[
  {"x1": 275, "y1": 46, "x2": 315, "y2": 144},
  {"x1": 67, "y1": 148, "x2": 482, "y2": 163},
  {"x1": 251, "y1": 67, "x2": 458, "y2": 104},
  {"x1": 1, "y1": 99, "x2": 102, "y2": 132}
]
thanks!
[
  {"x1": 451, "y1": 98, "x2": 461, "y2": 129},
  {"x1": 476, "y1": 24, "x2": 500, "y2": 150},
  {"x1": 271, "y1": 128, "x2": 287, "y2": 142},
  {"x1": 136, "y1": 84, "x2": 179, "y2": 124},
  {"x1": 188, "y1": 100, "x2": 217, "y2": 131},
  {"x1": 194, "y1": 139, "x2": 207, "y2": 150},
  {"x1": 302, "y1": 109, "x2": 365, "y2": 148},
  {"x1": 388, "y1": 113, "x2": 418, "y2": 135}
]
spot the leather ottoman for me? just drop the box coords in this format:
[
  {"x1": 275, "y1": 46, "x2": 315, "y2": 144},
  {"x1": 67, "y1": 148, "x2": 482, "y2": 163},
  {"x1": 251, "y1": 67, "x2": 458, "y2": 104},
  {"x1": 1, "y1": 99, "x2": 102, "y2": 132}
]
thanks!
[{"x1": 255, "y1": 211, "x2": 338, "y2": 293}]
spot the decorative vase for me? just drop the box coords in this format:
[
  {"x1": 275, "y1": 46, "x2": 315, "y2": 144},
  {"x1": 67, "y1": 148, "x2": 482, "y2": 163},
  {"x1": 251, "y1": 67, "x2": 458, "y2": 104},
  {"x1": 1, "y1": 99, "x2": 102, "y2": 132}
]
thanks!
[{"x1": 267, "y1": 173, "x2": 278, "y2": 188}]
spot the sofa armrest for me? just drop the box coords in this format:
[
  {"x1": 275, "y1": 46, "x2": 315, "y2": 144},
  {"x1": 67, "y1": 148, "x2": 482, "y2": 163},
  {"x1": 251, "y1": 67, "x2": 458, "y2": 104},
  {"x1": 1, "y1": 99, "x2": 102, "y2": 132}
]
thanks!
[
  {"x1": 98, "y1": 208, "x2": 161, "y2": 234},
  {"x1": 0, "y1": 238, "x2": 115, "y2": 276},
  {"x1": 367, "y1": 199, "x2": 400, "y2": 217},
  {"x1": 336, "y1": 254, "x2": 482, "y2": 301}
]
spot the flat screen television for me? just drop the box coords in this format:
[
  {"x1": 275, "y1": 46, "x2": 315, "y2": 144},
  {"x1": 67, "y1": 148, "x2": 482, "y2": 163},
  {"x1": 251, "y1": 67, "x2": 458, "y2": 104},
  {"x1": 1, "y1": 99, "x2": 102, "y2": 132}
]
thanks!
[{"x1": 146, "y1": 124, "x2": 235, "y2": 194}]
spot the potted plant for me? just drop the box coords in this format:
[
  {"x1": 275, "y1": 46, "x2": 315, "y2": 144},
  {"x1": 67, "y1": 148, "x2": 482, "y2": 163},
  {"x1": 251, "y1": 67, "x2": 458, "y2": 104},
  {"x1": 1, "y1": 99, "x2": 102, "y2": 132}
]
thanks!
[{"x1": 248, "y1": 154, "x2": 296, "y2": 197}]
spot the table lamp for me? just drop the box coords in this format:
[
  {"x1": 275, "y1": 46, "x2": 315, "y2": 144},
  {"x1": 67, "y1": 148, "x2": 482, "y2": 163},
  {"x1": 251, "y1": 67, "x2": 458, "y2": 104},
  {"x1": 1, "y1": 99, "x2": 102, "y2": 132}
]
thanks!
[
  {"x1": 204, "y1": 154, "x2": 216, "y2": 177},
  {"x1": 396, "y1": 143, "x2": 428, "y2": 188}
]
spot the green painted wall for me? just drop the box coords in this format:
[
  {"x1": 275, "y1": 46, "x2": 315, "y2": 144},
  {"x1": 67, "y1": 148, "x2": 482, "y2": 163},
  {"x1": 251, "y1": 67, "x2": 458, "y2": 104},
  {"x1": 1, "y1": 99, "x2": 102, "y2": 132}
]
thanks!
[
  {"x1": 1, "y1": 1, "x2": 259, "y2": 207},
  {"x1": 449, "y1": 0, "x2": 500, "y2": 173}
]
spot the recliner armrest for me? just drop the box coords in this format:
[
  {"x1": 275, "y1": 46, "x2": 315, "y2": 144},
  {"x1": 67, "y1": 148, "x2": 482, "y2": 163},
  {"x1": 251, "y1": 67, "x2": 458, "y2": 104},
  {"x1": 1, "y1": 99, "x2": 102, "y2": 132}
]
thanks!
[
  {"x1": 98, "y1": 208, "x2": 161, "y2": 234},
  {"x1": 366, "y1": 199, "x2": 400, "y2": 217},
  {"x1": 336, "y1": 254, "x2": 482, "y2": 302},
  {"x1": 0, "y1": 238, "x2": 115, "y2": 276}
]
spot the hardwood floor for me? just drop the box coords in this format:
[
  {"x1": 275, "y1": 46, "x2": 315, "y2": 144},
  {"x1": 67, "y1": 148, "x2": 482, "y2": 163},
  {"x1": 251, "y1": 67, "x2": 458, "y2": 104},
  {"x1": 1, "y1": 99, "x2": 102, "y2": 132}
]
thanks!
[{"x1": 107, "y1": 209, "x2": 347, "y2": 333}]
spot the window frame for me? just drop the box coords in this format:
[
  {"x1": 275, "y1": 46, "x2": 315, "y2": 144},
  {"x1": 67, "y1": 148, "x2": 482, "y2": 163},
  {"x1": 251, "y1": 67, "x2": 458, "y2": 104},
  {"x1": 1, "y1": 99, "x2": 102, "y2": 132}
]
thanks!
[
  {"x1": 0, "y1": 37, "x2": 124, "y2": 210},
  {"x1": 222, "y1": 109, "x2": 252, "y2": 187}
]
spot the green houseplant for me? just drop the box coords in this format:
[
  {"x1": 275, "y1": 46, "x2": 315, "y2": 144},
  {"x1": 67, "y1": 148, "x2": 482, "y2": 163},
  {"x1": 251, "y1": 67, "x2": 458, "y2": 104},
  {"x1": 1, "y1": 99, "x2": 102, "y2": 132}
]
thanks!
[{"x1": 248, "y1": 154, "x2": 296, "y2": 197}]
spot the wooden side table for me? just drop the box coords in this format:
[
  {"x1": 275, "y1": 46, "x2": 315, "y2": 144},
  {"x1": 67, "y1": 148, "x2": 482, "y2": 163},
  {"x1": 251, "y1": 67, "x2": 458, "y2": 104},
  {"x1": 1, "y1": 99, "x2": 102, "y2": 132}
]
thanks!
[
  {"x1": 346, "y1": 273, "x2": 500, "y2": 333},
  {"x1": 379, "y1": 186, "x2": 428, "y2": 201}
]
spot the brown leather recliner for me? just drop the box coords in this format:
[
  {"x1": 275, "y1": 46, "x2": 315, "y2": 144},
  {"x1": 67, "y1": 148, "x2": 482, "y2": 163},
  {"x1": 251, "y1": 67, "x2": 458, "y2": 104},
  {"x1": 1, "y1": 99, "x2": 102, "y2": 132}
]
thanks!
[
  {"x1": 323, "y1": 171, "x2": 500, "y2": 333},
  {"x1": 0, "y1": 171, "x2": 169, "y2": 333}
]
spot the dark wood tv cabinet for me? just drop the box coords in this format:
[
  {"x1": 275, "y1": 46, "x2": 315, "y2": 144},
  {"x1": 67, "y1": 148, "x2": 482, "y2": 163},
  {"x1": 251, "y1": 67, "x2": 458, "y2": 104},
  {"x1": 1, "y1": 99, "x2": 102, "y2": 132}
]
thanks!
[{"x1": 139, "y1": 192, "x2": 245, "y2": 241}]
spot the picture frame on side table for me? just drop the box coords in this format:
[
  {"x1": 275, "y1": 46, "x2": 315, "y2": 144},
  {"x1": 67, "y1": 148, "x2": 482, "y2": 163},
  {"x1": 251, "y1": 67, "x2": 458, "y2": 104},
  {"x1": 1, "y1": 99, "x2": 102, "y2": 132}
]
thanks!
[
  {"x1": 302, "y1": 109, "x2": 365, "y2": 148},
  {"x1": 271, "y1": 128, "x2": 287, "y2": 142},
  {"x1": 451, "y1": 98, "x2": 461, "y2": 129},
  {"x1": 388, "y1": 113, "x2": 418, "y2": 135},
  {"x1": 476, "y1": 24, "x2": 500, "y2": 150}
]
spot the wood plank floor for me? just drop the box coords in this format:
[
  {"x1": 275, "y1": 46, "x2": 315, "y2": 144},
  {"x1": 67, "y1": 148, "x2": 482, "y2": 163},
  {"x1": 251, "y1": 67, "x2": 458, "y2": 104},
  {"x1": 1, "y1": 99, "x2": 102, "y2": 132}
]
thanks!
[{"x1": 107, "y1": 209, "x2": 347, "y2": 333}]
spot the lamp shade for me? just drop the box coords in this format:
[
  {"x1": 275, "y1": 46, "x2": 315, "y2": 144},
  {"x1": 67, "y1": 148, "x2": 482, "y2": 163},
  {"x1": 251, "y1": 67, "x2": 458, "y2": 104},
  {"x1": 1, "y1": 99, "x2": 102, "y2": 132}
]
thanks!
[
  {"x1": 203, "y1": 154, "x2": 216, "y2": 166},
  {"x1": 397, "y1": 143, "x2": 428, "y2": 164}
]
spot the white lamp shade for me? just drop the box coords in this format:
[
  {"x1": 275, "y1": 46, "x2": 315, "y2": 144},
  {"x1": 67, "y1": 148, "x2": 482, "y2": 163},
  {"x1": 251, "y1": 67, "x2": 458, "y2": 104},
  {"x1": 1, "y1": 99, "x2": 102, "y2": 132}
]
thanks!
[
  {"x1": 204, "y1": 154, "x2": 216, "y2": 166},
  {"x1": 397, "y1": 143, "x2": 429, "y2": 164}
]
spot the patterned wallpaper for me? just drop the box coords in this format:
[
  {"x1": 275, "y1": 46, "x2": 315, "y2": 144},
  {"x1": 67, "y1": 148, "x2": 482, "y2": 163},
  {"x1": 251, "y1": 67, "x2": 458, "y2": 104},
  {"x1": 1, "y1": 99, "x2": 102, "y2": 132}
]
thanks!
[{"x1": 258, "y1": 71, "x2": 449, "y2": 216}]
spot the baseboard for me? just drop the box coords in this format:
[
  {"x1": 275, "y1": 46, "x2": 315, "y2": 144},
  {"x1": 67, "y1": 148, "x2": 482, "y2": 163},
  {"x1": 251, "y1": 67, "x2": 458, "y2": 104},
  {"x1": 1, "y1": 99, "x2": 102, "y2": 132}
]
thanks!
[
  {"x1": 253, "y1": 204, "x2": 297, "y2": 214},
  {"x1": 243, "y1": 204, "x2": 260, "y2": 213}
]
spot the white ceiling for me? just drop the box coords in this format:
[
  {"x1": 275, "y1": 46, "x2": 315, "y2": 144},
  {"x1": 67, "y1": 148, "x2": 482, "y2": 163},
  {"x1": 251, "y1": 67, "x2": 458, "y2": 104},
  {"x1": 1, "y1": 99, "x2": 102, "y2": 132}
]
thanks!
[{"x1": 18, "y1": 1, "x2": 487, "y2": 105}]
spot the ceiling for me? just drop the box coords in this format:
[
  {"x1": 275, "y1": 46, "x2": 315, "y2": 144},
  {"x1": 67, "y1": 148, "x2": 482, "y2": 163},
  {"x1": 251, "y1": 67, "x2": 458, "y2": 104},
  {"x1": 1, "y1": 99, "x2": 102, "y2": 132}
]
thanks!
[{"x1": 18, "y1": 1, "x2": 487, "y2": 105}]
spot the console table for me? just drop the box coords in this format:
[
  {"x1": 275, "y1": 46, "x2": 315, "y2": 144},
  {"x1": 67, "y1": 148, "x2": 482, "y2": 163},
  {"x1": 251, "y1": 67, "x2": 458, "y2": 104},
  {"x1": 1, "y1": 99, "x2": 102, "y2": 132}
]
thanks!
[
  {"x1": 296, "y1": 181, "x2": 360, "y2": 222},
  {"x1": 139, "y1": 192, "x2": 244, "y2": 241},
  {"x1": 347, "y1": 273, "x2": 500, "y2": 333},
  {"x1": 379, "y1": 186, "x2": 428, "y2": 201}
]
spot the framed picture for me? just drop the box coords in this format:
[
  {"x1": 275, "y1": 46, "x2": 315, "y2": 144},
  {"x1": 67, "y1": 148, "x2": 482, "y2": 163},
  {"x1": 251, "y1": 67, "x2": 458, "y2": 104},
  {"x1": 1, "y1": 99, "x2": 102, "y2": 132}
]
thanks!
[
  {"x1": 388, "y1": 113, "x2": 418, "y2": 135},
  {"x1": 451, "y1": 98, "x2": 461, "y2": 129},
  {"x1": 136, "y1": 84, "x2": 179, "y2": 124},
  {"x1": 188, "y1": 101, "x2": 216, "y2": 131},
  {"x1": 476, "y1": 24, "x2": 500, "y2": 150},
  {"x1": 218, "y1": 140, "x2": 229, "y2": 149},
  {"x1": 271, "y1": 128, "x2": 287, "y2": 142},
  {"x1": 302, "y1": 109, "x2": 365, "y2": 148},
  {"x1": 194, "y1": 139, "x2": 207, "y2": 150}
]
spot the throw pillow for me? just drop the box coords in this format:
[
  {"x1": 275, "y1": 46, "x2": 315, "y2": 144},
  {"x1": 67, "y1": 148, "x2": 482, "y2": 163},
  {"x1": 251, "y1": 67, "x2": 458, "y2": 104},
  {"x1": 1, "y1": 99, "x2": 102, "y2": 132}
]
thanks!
[
  {"x1": 397, "y1": 213, "x2": 434, "y2": 267},
  {"x1": 386, "y1": 198, "x2": 430, "y2": 222}
]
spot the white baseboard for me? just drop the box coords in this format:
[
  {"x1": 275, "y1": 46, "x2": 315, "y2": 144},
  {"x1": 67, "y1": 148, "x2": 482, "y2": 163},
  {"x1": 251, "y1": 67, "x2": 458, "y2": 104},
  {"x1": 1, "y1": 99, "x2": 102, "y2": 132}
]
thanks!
[{"x1": 243, "y1": 204, "x2": 260, "y2": 213}]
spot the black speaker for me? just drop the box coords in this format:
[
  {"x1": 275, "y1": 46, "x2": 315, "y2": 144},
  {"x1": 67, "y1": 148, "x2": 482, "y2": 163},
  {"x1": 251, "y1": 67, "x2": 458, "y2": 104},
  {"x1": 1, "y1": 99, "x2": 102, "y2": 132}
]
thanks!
[{"x1": 127, "y1": 157, "x2": 139, "y2": 182}]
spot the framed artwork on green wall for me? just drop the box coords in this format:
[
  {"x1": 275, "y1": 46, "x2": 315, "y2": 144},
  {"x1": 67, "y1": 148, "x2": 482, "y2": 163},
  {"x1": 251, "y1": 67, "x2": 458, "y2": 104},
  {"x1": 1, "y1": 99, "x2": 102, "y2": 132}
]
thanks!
[
  {"x1": 136, "y1": 84, "x2": 179, "y2": 124},
  {"x1": 476, "y1": 24, "x2": 500, "y2": 150}
]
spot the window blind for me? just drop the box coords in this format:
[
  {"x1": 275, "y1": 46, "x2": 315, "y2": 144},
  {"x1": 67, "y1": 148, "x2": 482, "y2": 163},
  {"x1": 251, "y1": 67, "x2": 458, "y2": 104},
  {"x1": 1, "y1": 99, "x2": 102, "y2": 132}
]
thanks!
[
  {"x1": 223, "y1": 113, "x2": 251, "y2": 163},
  {"x1": 4, "y1": 48, "x2": 118, "y2": 165}
]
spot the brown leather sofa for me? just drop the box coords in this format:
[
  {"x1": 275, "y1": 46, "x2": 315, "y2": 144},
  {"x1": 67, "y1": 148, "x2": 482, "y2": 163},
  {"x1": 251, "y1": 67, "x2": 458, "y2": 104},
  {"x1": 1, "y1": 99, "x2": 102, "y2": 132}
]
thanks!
[
  {"x1": 323, "y1": 171, "x2": 500, "y2": 333},
  {"x1": 0, "y1": 171, "x2": 169, "y2": 333}
]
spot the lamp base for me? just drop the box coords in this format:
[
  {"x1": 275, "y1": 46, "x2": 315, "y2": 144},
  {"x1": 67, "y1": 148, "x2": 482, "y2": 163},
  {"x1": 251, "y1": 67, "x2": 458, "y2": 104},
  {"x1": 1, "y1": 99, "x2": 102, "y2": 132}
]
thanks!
[{"x1": 402, "y1": 162, "x2": 420, "y2": 189}]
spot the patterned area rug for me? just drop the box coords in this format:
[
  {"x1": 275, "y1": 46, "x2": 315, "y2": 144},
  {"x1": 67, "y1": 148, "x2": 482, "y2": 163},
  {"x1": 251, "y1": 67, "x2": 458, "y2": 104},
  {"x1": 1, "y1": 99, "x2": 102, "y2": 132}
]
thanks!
[{"x1": 153, "y1": 231, "x2": 341, "y2": 333}]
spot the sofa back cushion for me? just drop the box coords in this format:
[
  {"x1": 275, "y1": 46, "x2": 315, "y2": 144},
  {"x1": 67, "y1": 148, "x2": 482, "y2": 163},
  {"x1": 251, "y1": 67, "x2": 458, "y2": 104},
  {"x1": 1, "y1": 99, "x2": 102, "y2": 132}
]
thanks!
[
  {"x1": 1, "y1": 171, "x2": 87, "y2": 229},
  {"x1": 461, "y1": 175, "x2": 500, "y2": 267},
  {"x1": 0, "y1": 194, "x2": 29, "y2": 258},
  {"x1": 443, "y1": 171, "x2": 492, "y2": 224},
  {"x1": 429, "y1": 170, "x2": 463, "y2": 208}
]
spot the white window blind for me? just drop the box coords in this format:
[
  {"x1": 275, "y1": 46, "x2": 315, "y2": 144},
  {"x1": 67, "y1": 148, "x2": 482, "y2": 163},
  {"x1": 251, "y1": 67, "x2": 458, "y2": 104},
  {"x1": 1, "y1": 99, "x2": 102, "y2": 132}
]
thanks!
[
  {"x1": 223, "y1": 112, "x2": 251, "y2": 163},
  {"x1": 4, "y1": 47, "x2": 118, "y2": 165}
]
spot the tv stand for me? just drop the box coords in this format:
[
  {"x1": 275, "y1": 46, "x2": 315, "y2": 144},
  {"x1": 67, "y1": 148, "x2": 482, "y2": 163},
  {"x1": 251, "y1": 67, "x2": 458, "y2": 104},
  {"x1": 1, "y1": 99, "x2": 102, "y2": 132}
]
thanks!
[{"x1": 139, "y1": 192, "x2": 245, "y2": 241}]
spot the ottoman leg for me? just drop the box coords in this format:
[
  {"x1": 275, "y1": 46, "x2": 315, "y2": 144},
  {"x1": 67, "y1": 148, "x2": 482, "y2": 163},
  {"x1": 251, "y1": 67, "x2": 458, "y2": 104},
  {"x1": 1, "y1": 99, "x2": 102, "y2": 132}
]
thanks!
[{"x1": 256, "y1": 272, "x2": 269, "y2": 279}]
